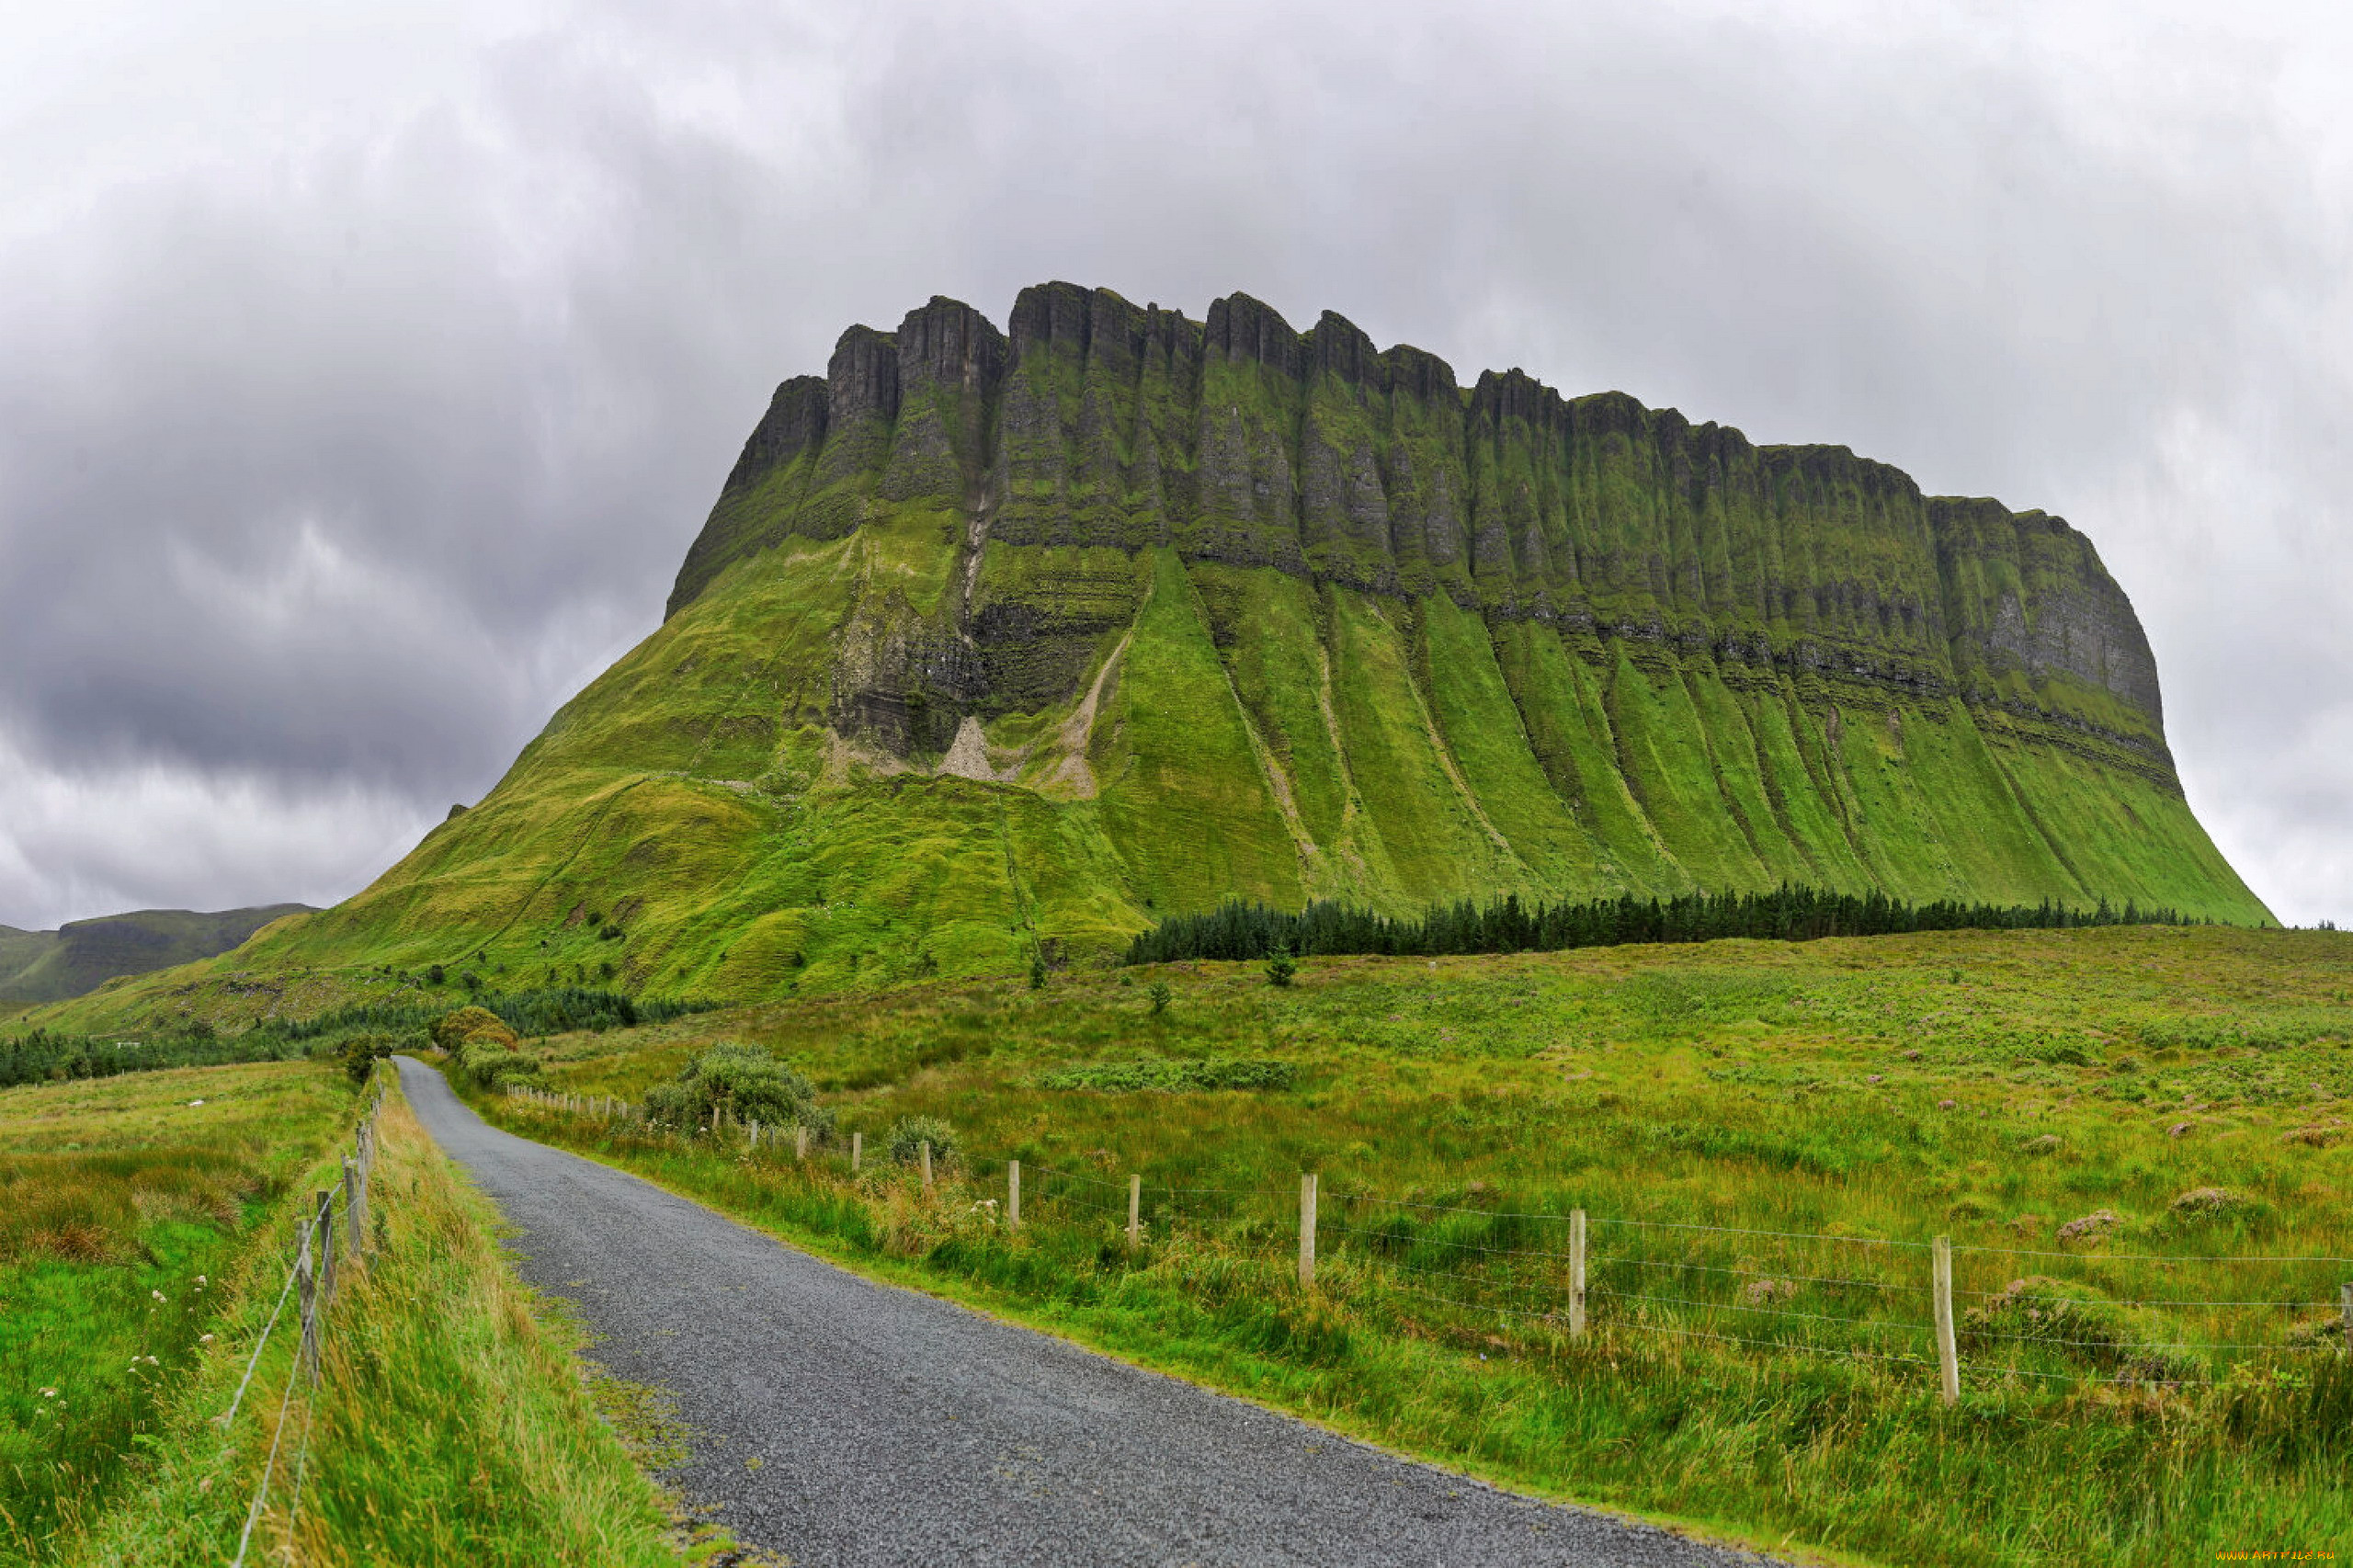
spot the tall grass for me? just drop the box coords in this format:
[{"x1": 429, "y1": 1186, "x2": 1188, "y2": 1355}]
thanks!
[
  {"x1": 0, "y1": 1063, "x2": 351, "y2": 1560},
  {"x1": 63, "y1": 1085, "x2": 685, "y2": 1568}
]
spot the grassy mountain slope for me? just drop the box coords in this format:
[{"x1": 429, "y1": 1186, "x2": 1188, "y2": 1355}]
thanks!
[
  {"x1": 0, "y1": 905, "x2": 313, "y2": 1006},
  {"x1": 38, "y1": 285, "x2": 2267, "y2": 1028}
]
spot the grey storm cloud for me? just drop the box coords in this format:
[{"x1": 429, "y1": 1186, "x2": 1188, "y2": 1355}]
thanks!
[{"x1": 1, "y1": 0, "x2": 2347, "y2": 929}]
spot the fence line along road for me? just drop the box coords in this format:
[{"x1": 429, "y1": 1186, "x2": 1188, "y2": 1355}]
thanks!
[
  {"x1": 499, "y1": 1083, "x2": 2353, "y2": 1400},
  {"x1": 220, "y1": 1080, "x2": 387, "y2": 1568}
]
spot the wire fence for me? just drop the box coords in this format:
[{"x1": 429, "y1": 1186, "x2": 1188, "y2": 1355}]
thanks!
[
  {"x1": 214, "y1": 1082, "x2": 386, "y2": 1568},
  {"x1": 500, "y1": 1085, "x2": 2353, "y2": 1401}
]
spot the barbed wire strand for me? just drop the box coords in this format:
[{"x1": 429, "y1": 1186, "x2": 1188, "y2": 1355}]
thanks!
[
  {"x1": 1951, "y1": 1243, "x2": 2353, "y2": 1265},
  {"x1": 1954, "y1": 1290, "x2": 2338, "y2": 1309},
  {"x1": 1608, "y1": 1317, "x2": 1944, "y2": 1369},
  {"x1": 1339, "y1": 1193, "x2": 1928, "y2": 1249},
  {"x1": 1380, "y1": 1279, "x2": 1569, "y2": 1325},
  {"x1": 1604, "y1": 1256, "x2": 1923, "y2": 1291},
  {"x1": 1588, "y1": 1215, "x2": 1933, "y2": 1247},
  {"x1": 1337, "y1": 1190, "x2": 2351, "y2": 1265},
  {"x1": 216, "y1": 1256, "x2": 302, "y2": 1428},
  {"x1": 229, "y1": 1313, "x2": 309, "y2": 1568},
  {"x1": 1324, "y1": 1250, "x2": 1557, "y2": 1295},
  {"x1": 1588, "y1": 1288, "x2": 1936, "y2": 1335},
  {"x1": 1962, "y1": 1326, "x2": 2287, "y2": 1353},
  {"x1": 1318, "y1": 1221, "x2": 1940, "y2": 1298},
  {"x1": 1316, "y1": 1220, "x2": 1577, "y2": 1264},
  {"x1": 283, "y1": 1361, "x2": 324, "y2": 1549},
  {"x1": 1968, "y1": 1359, "x2": 2213, "y2": 1389}
]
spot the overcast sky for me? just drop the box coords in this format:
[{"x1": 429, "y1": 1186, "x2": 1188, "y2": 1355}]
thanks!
[{"x1": 1, "y1": 0, "x2": 2346, "y2": 930}]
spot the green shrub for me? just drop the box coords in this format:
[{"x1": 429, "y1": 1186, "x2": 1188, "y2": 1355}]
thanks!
[
  {"x1": 428, "y1": 1006, "x2": 510, "y2": 1052},
  {"x1": 1035, "y1": 1059, "x2": 1298, "y2": 1093},
  {"x1": 1267, "y1": 946, "x2": 1296, "y2": 988},
  {"x1": 335, "y1": 1031, "x2": 402, "y2": 1085},
  {"x1": 1147, "y1": 981, "x2": 1172, "y2": 1017},
  {"x1": 640, "y1": 1040, "x2": 829, "y2": 1133},
  {"x1": 454, "y1": 1036, "x2": 541, "y2": 1091},
  {"x1": 886, "y1": 1114, "x2": 958, "y2": 1167}
]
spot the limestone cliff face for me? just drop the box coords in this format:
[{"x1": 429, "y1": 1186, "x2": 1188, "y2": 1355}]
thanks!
[{"x1": 669, "y1": 283, "x2": 2173, "y2": 786}]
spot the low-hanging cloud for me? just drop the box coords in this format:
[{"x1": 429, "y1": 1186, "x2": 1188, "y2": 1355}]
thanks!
[{"x1": 1, "y1": 0, "x2": 2345, "y2": 929}]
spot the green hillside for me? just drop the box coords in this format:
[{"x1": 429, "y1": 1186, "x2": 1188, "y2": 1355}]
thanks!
[
  {"x1": 41, "y1": 284, "x2": 2266, "y2": 1028},
  {"x1": 0, "y1": 904, "x2": 313, "y2": 1006}
]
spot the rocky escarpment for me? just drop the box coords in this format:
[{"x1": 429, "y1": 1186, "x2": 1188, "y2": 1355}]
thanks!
[{"x1": 670, "y1": 284, "x2": 2173, "y2": 788}]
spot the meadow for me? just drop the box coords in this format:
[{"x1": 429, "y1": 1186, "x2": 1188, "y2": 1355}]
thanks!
[
  {"x1": 59, "y1": 1081, "x2": 695, "y2": 1568},
  {"x1": 0, "y1": 1057, "x2": 710, "y2": 1566},
  {"x1": 472, "y1": 923, "x2": 2353, "y2": 1567},
  {"x1": 0, "y1": 1062, "x2": 351, "y2": 1559}
]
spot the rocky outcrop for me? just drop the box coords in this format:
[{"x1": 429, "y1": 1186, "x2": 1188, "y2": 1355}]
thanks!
[{"x1": 665, "y1": 284, "x2": 2176, "y2": 781}]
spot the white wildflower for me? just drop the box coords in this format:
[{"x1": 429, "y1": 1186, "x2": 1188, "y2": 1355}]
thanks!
[
  {"x1": 40, "y1": 1388, "x2": 57, "y2": 1398},
  {"x1": 188, "y1": 1099, "x2": 205, "y2": 1107},
  {"x1": 151, "y1": 1290, "x2": 166, "y2": 1301},
  {"x1": 199, "y1": 1334, "x2": 215, "y2": 1344}
]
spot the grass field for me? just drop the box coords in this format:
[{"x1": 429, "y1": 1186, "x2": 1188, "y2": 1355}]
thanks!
[
  {"x1": 0, "y1": 1062, "x2": 353, "y2": 1559},
  {"x1": 0, "y1": 1060, "x2": 703, "y2": 1567},
  {"x1": 463, "y1": 923, "x2": 2353, "y2": 1567},
  {"x1": 61, "y1": 1081, "x2": 694, "y2": 1568}
]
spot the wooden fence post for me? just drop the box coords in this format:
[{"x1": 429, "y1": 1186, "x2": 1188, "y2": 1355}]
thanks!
[
  {"x1": 316, "y1": 1190, "x2": 336, "y2": 1305},
  {"x1": 295, "y1": 1219, "x2": 318, "y2": 1383},
  {"x1": 1933, "y1": 1234, "x2": 1960, "y2": 1405},
  {"x1": 920, "y1": 1140, "x2": 933, "y2": 1187},
  {"x1": 1128, "y1": 1175, "x2": 1142, "y2": 1250},
  {"x1": 1298, "y1": 1173, "x2": 1318, "y2": 1290},
  {"x1": 1568, "y1": 1208, "x2": 1587, "y2": 1337},
  {"x1": 750, "y1": 1119, "x2": 761, "y2": 1151},
  {"x1": 795, "y1": 1124, "x2": 808, "y2": 1162},
  {"x1": 343, "y1": 1155, "x2": 363, "y2": 1265},
  {"x1": 1008, "y1": 1160, "x2": 1021, "y2": 1231},
  {"x1": 2341, "y1": 1282, "x2": 2352, "y2": 1354},
  {"x1": 852, "y1": 1131, "x2": 862, "y2": 1174}
]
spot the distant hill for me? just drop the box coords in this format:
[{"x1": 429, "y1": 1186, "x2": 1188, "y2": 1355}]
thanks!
[{"x1": 0, "y1": 904, "x2": 315, "y2": 1004}]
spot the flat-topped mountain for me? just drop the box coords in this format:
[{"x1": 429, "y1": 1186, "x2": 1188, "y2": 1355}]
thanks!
[{"x1": 91, "y1": 284, "x2": 2268, "y2": 1009}]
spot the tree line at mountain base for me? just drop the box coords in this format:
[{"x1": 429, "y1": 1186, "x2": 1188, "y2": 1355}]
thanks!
[{"x1": 1124, "y1": 885, "x2": 2208, "y2": 966}]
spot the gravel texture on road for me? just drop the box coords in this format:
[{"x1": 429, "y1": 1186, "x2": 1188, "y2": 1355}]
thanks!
[{"x1": 396, "y1": 1056, "x2": 1790, "y2": 1568}]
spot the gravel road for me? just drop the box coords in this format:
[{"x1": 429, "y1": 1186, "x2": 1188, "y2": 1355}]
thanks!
[{"x1": 396, "y1": 1056, "x2": 1790, "y2": 1568}]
